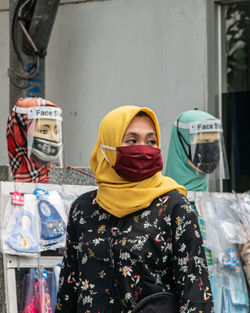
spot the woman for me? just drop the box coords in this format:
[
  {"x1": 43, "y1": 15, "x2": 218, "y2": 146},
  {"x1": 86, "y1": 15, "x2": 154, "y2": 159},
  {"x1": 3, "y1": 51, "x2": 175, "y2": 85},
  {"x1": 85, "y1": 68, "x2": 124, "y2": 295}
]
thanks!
[{"x1": 55, "y1": 105, "x2": 214, "y2": 313}]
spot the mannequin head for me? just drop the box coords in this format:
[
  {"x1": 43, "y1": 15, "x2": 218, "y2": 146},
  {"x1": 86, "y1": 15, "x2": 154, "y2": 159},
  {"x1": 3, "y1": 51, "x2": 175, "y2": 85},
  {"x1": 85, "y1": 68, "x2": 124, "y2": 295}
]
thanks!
[
  {"x1": 166, "y1": 109, "x2": 229, "y2": 191},
  {"x1": 6, "y1": 97, "x2": 63, "y2": 183},
  {"x1": 27, "y1": 103, "x2": 63, "y2": 163}
]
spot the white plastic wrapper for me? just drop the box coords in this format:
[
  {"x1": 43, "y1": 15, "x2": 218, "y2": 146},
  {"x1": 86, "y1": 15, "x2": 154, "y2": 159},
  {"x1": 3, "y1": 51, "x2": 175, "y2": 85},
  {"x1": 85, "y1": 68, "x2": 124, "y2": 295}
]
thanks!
[
  {"x1": 2, "y1": 193, "x2": 40, "y2": 256},
  {"x1": 238, "y1": 191, "x2": 250, "y2": 235},
  {"x1": 195, "y1": 192, "x2": 247, "y2": 277}
]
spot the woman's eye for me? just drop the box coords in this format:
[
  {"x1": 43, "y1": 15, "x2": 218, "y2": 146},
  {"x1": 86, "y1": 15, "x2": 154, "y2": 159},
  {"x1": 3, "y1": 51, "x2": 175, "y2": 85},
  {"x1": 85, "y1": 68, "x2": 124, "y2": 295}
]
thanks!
[
  {"x1": 147, "y1": 139, "x2": 157, "y2": 146},
  {"x1": 126, "y1": 139, "x2": 137, "y2": 145}
]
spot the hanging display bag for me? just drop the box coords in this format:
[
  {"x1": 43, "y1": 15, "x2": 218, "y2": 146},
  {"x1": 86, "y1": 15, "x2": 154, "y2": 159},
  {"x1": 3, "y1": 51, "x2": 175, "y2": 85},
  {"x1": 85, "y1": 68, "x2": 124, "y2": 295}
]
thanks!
[
  {"x1": 22, "y1": 268, "x2": 55, "y2": 313},
  {"x1": 38, "y1": 199, "x2": 66, "y2": 240},
  {"x1": 34, "y1": 189, "x2": 67, "y2": 249},
  {"x1": 6, "y1": 210, "x2": 39, "y2": 253}
]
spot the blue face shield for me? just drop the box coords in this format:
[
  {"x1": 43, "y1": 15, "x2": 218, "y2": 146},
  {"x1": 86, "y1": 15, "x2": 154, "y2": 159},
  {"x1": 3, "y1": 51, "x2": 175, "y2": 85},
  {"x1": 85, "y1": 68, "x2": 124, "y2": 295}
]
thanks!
[{"x1": 38, "y1": 199, "x2": 66, "y2": 241}]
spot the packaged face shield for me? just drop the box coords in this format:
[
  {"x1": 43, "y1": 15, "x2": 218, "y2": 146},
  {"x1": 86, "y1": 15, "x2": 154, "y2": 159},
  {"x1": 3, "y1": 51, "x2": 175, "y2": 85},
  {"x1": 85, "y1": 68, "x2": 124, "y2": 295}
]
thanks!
[
  {"x1": 34, "y1": 189, "x2": 68, "y2": 250},
  {"x1": 27, "y1": 106, "x2": 63, "y2": 166},
  {"x1": 2, "y1": 193, "x2": 40, "y2": 255},
  {"x1": 177, "y1": 118, "x2": 229, "y2": 179}
]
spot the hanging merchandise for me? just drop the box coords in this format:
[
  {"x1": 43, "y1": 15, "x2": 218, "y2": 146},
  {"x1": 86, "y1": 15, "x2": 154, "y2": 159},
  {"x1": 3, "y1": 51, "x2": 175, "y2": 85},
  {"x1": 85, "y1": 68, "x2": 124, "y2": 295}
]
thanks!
[
  {"x1": 237, "y1": 191, "x2": 250, "y2": 288},
  {"x1": 34, "y1": 188, "x2": 67, "y2": 249},
  {"x1": 59, "y1": 189, "x2": 86, "y2": 216},
  {"x1": 60, "y1": 185, "x2": 97, "y2": 216},
  {"x1": 34, "y1": 274, "x2": 52, "y2": 313},
  {"x1": 2, "y1": 193, "x2": 40, "y2": 255},
  {"x1": 52, "y1": 264, "x2": 62, "y2": 312},
  {"x1": 195, "y1": 193, "x2": 225, "y2": 272},
  {"x1": 21, "y1": 268, "x2": 57, "y2": 313},
  {"x1": 212, "y1": 193, "x2": 247, "y2": 245},
  {"x1": 195, "y1": 193, "x2": 247, "y2": 261},
  {"x1": 218, "y1": 248, "x2": 241, "y2": 271},
  {"x1": 237, "y1": 191, "x2": 250, "y2": 234},
  {"x1": 195, "y1": 192, "x2": 249, "y2": 313},
  {"x1": 6, "y1": 210, "x2": 39, "y2": 253},
  {"x1": 38, "y1": 200, "x2": 66, "y2": 240},
  {"x1": 58, "y1": 191, "x2": 77, "y2": 216}
]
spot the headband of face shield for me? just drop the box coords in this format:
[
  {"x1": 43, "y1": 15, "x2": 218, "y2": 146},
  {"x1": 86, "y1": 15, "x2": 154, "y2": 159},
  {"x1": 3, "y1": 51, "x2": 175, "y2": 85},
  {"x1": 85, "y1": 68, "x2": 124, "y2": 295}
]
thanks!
[
  {"x1": 24, "y1": 106, "x2": 63, "y2": 164},
  {"x1": 176, "y1": 118, "x2": 229, "y2": 179}
]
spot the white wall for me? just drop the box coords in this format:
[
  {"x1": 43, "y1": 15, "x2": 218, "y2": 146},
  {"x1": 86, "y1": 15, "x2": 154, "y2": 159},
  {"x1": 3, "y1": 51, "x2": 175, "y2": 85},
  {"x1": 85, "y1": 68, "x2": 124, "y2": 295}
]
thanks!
[
  {"x1": 46, "y1": 0, "x2": 208, "y2": 170},
  {"x1": 0, "y1": 0, "x2": 208, "y2": 172}
]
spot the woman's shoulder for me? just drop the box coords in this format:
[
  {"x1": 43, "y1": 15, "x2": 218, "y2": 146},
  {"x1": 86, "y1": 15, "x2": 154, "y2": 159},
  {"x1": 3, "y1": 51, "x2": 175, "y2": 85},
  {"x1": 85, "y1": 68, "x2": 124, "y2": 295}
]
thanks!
[
  {"x1": 157, "y1": 189, "x2": 194, "y2": 217},
  {"x1": 161, "y1": 189, "x2": 188, "y2": 204}
]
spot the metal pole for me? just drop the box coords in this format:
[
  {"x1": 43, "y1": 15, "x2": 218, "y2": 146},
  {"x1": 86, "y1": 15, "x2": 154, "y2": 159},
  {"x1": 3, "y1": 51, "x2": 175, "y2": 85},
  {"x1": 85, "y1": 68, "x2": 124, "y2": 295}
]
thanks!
[
  {"x1": 9, "y1": 0, "x2": 60, "y2": 111},
  {"x1": 9, "y1": 0, "x2": 44, "y2": 111}
]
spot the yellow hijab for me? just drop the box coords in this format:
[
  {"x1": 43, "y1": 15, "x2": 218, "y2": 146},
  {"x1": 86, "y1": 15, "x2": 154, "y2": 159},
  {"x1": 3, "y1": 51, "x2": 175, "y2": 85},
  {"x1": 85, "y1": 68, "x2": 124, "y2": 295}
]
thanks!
[{"x1": 90, "y1": 105, "x2": 186, "y2": 217}]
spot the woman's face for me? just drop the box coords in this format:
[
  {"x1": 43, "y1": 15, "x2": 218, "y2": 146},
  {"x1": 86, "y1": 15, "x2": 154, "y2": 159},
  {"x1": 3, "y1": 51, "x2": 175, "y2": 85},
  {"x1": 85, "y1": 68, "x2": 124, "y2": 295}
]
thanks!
[{"x1": 121, "y1": 116, "x2": 158, "y2": 147}]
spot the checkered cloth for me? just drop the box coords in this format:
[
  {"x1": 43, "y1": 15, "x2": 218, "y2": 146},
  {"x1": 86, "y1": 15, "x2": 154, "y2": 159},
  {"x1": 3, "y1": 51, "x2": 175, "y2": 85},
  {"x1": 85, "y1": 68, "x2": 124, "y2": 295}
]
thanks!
[{"x1": 6, "y1": 97, "x2": 60, "y2": 183}]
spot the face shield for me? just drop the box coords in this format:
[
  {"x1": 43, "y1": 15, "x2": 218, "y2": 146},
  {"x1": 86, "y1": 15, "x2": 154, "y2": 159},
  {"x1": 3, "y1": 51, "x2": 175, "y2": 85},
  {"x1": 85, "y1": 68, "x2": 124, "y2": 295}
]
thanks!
[
  {"x1": 27, "y1": 106, "x2": 63, "y2": 166},
  {"x1": 177, "y1": 119, "x2": 229, "y2": 179}
]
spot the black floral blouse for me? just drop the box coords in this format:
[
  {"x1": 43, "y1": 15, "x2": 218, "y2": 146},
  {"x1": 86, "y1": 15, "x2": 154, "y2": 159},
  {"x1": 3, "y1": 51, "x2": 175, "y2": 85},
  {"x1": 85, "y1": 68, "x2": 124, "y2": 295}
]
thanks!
[{"x1": 55, "y1": 189, "x2": 214, "y2": 313}]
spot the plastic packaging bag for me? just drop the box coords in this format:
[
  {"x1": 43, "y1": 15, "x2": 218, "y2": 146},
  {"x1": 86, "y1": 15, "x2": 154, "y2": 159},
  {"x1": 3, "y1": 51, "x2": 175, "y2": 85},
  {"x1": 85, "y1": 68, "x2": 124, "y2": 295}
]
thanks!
[
  {"x1": 214, "y1": 193, "x2": 247, "y2": 244},
  {"x1": 2, "y1": 193, "x2": 40, "y2": 255},
  {"x1": 21, "y1": 268, "x2": 56, "y2": 313},
  {"x1": 34, "y1": 189, "x2": 67, "y2": 250}
]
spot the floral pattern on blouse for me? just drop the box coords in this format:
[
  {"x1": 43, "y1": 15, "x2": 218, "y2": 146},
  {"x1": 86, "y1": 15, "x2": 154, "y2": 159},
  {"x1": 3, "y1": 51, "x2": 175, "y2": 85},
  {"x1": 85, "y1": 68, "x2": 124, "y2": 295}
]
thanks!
[{"x1": 55, "y1": 190, "x2": 214, "y2": 313}]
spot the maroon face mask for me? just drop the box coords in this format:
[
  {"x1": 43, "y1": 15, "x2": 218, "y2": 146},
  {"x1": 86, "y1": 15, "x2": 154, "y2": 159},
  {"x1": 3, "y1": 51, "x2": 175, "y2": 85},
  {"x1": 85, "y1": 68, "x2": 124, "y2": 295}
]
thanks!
[{"x1": 113, "y1": 145, "x2": 163, "y2": 182}]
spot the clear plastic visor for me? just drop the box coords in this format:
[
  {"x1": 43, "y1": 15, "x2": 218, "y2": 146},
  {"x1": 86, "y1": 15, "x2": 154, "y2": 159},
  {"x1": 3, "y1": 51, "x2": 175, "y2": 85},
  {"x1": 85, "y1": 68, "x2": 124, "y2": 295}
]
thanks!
[
  {"x1": 188, "y1": 120, "x2": 229, "y2": 179},
  {"x1": 27, "y1": 106, "x2": 63, "y2": 166}
]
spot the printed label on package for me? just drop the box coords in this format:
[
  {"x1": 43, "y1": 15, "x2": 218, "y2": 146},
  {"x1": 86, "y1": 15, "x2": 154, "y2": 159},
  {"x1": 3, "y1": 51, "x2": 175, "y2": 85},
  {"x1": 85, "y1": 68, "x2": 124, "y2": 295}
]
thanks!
[{"x1": 11, "y1": 191, "x2": 25, "y2": 206}]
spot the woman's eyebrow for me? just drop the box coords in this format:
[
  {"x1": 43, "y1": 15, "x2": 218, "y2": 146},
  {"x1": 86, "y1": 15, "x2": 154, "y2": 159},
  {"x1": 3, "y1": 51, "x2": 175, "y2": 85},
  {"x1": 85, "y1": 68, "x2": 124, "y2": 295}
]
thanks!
[
  {"x1": 123, "y1": 132, "x2": 139, "y2": 138},
  {"x1": 123, "y1": 131, "x2": 156, "y2": 136},
  {"x1": 146, "y1": 132, "x2": 157, "y2": 137}
]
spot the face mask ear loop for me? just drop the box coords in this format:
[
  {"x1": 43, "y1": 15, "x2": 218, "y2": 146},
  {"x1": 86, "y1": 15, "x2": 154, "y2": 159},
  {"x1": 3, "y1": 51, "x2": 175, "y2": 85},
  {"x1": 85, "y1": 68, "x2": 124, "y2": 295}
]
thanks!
[
  {"x1": 100, "y1": 144, "x2": 116, "y2": 166},
  {"x1": 176, "y1": 117, "x2": 191, "y2": 160}
]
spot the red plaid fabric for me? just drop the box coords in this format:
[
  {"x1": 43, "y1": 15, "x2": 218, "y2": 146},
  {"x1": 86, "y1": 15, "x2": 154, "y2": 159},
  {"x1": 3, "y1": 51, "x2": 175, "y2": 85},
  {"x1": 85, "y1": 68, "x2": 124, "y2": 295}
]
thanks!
[{"x1": 6, "y1": 97, "x2": 60, "y2": 183}]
